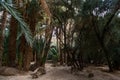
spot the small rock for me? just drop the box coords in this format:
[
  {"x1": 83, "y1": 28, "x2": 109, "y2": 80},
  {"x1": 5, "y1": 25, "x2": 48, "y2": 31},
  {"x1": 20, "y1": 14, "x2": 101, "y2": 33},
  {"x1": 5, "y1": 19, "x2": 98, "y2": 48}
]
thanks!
[
  {"x1": 30, "y1": 67, "x2": 46, "y2": 78},
  {"x1": 32, "y1": 74, "x2": 38, "y2": 79},
  {"x1": 88, "y1": 73, "x2": 94, "y2": 78}
]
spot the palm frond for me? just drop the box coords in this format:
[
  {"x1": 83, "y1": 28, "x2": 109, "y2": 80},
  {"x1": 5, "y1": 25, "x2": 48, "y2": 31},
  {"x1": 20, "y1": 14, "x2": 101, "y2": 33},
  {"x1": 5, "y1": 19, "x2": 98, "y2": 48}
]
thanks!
[{"x1": 0, "y1": 1, "x2": 33, "y2": 46}]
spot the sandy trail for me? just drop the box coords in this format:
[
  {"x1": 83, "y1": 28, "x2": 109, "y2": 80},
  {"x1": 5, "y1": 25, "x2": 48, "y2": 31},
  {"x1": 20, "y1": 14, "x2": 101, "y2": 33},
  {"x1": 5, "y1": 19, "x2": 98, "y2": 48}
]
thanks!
[{"x1": 0, "y1": 64, "x2": 120, "y2": 80}]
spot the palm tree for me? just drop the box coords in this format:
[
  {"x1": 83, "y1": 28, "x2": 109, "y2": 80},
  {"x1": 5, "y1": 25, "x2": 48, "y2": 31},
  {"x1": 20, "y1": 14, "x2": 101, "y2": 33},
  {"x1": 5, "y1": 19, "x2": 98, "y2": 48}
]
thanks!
[
  {"x1": 0, "y1": 0, "x2": 33, "y2": 67},
  {"x1": 0, "y1": 0, "x2": 33, "y2": 46},
  {"x1": 19, "y1": 0, "x2": 38, "y2": 70}
]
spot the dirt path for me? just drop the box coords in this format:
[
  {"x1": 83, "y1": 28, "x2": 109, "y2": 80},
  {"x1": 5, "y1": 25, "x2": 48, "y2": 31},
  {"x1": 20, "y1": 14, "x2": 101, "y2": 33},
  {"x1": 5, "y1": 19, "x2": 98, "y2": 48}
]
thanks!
[{"x1": 0, "y1": 64, "x2": 120, "y2": 80}]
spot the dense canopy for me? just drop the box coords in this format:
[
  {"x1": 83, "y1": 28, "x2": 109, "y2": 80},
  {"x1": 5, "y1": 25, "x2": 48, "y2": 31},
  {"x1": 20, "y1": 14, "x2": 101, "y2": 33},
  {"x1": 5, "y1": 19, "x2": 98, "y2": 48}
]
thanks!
[{"x1": 0, "y1": 0, "x2": 120, "y2": 79}]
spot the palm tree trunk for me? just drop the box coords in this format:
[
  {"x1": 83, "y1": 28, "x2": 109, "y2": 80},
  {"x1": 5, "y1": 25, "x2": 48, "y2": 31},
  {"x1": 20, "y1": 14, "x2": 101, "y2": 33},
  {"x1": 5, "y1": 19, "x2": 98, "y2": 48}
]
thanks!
[
  {"x1": 63, "y1": 23, "x2": 67, "y2": 64},
  {"x1": 40, "y1": 0, "x2": 51, "y2": 17},
  {"x1": 0, "y1": 10, "x2": 7, "y2": 66},
  {"x1": 19, "y1": 3, "x2": 36, "y2": 70},
  {"x1": 58, "y1": 27, "x2": 64, "y2": 65},
  {"x1": 35, "y1": 0, "x2": 53, "y2": 67},
  {"x1": 22, "y1": 15, "x2": 36, "y2": 71},
  {"x1": 8, "y1": 17, "x2": 17, "y2": 67},
  {"x1": 41, "y1": 26, "x2": 54, "y2": 67}
]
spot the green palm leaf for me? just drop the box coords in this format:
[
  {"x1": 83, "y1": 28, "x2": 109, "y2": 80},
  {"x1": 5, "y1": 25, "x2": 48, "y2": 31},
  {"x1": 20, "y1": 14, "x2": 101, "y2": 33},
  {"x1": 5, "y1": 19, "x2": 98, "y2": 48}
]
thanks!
[{"x1": 0, "y1": 1, "x2": 33, "y2": 46}]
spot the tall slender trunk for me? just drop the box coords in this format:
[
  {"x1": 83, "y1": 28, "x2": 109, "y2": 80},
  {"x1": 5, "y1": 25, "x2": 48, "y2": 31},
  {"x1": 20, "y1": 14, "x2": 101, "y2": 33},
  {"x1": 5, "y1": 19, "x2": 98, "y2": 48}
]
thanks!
[
  {"x1": 58, "y1": 27, "x2": 64, "y2": 65},
  {"x1": 63, "y1": 23, "x2": 67, "y2": 64},
  {"x1": 35, "y1": 0, "x2": 52, "y2": 67},
  {"x1": 56, "y1": 27, "x2": 60, "y2": 63},
  {"x1": 0, "y1": 10, "x2": 7, "y2": 66},
  {"x1": 8, "y1": 17, "x2": 18, "y2": 67},
  {"x1": 92, "y1": 16, "x2": 113, "y2": 72}
]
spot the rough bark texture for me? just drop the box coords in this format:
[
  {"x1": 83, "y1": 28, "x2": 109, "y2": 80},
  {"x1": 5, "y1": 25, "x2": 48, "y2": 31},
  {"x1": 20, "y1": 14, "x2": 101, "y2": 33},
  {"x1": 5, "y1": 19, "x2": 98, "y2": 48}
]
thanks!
[
  {"x1": 42, "y1": 27, "x2": 54, "y2": 67},
  {"x1": 22, "y1": 17, "x2": 36, "y2": 71},
  {"x1": 40, "y1": 0, "x2": 52, "y2": 17},
  {"x1": 19, "y1": 4, "x2": 36, "y2": 70},
  {"x1": 33, "y1": 0, "x2": 53, "y2": 68},
  {"x1": 8, "y1": 17, "x2": 17, "y2": 67},
  {"x1": 0, "y1": 11, "x2": 7, "y2": 66}
]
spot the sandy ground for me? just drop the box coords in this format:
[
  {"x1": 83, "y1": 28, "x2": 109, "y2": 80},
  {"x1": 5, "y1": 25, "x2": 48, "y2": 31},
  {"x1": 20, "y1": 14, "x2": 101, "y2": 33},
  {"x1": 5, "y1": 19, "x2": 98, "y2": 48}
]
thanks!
[{"x1": 0, "y1": 64, "x2": 120, "y2": 80}]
